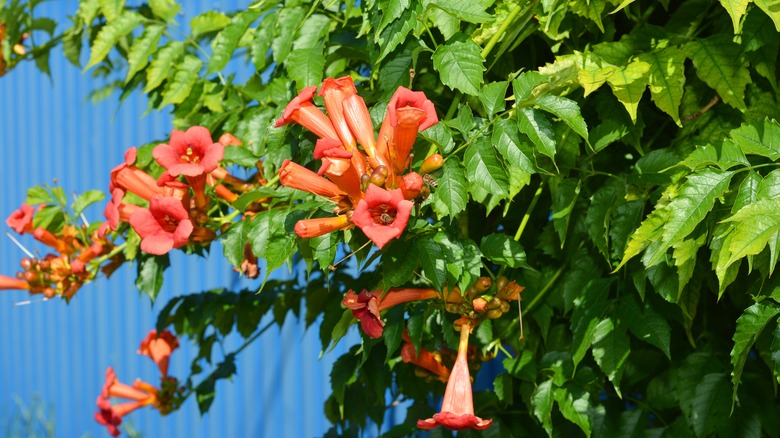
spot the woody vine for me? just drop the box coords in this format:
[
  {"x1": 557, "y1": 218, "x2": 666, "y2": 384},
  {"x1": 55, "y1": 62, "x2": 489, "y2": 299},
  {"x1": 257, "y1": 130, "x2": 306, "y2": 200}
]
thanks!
[{"x1": 4, "y1": 0, "x2": 780, "y2": 436}]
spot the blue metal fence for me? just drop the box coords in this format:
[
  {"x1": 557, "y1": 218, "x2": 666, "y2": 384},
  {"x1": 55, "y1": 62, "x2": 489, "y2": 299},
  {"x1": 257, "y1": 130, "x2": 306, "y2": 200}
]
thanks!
[{"x1": 0, "y1": 2, "x2": 381, "y2": 436}]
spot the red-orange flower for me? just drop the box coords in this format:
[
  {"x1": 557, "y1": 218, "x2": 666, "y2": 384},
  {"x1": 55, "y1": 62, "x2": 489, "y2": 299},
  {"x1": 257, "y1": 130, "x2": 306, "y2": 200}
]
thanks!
[
  {"x1": 275, "y1": 86, "x2": 339, "y2": 140},
  {"x1": 6, "y1": 203, "x2": 34, "y2": 234},
  {"x1": 342, "y1": 288, "x2": 439, "y2": 338},
  {"x1": 319, "y1": 76, "x2": 358, "y2": 149},
  {"x1": 138, "y1": 329, "x2": 179, "y2": 377},
  {"x1": 96, "y1": 367, "x2": 159, "y2": 437},
  {"x1": 417, "y1": 322, "x2": 492, "y2": 431},
  {"x1": 294, "y1": 215, "x2": 352, "y2": 239},
  {"x1": 279, "y1": 159, "x2": 349, "y2": 205},
  {"x1": 351, "y1": 185, "x2": 413, "y2": 249},
  {"x1": 153, "y1": 126, "x2": 224, "y2": 178},
  {"x1": 401, "y1": 342, "x2": 450, "y2": 382},
  {"x1": 129, "y1": 195, "x2": 193, "y2": 255},
  {"x1": 0, "y1": 274, "x2": 30, "y2": 290},
  {"x1": 377, "y1": 87, "x2": 439, "y2": 174}
]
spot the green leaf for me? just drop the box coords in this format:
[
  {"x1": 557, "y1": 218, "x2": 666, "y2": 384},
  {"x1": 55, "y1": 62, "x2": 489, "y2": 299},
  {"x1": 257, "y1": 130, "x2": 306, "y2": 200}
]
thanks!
[
  {"x1": 571, "y1": 279, "x2": 612, "y2": 365},
  {"x1": 478, "y1": 81, "x2": 508, "y2": 118},
  {"x1": 125, "y1": 24, "x2": 165, "y2": 83},
  {"x1": 591, "y1": 318, "x2": 630, "y2": 397},
  {"x1": 517, "y1": 107, "x2": 557, "y2": 161},
  {"x1": 377, "y1": 0, "x2": 410, "y2": 35},
  {"x1": 682, "y1": 141, "x2": 750, "y2": 171},
  {"x1": 416, "y1": 236, "x2": 447, "y2": 291},
  {"x1": 62, "y1": 29, "x2": 84, "y2": 68},
  {"x1": 160, "y1": 55, "x2": 203, "y2": 107},
  {"x1": 26, "y1": 186, "x2": 54, "y2": 205},
  {"x1": 221, "y1": 220, "x2": 249, "y2": 268},
  {"x1": 191, "y1": 11, "x2": 232, "y2": 38},
  {"x1": 432, "y1": 33, "x2": 485, "y2": 96},
  {"x1": 770, "y1": 324, "x2": 780, "y2": 383},
  {"x1": 551, "y1": 178, "x2": 581, "y2": 245},
  {"x1": 640, "y1": 47, "x2": 686, "y2": 125},
  {"x1": 85, "y1": 11, "x2": 144, "y2": 69},
  {"x1": 719, "y1": 0, "x2": 749, "y2": 33},
  {"x1": 690, "y1": 373, "x2": 732, "y2": 437},
  {"x1": 98, "y1": 0, "x2": 124, "y2": 22},
  {"x1": 721, "y1": 199, "x2": 780, "y2": 267},
  {"x1": 375, "y1": 3, "x2": 420, "y2": 62},
  {"x1": 286, "y1": 47, "x2": 325, "y2": 88},
  {"x1": 207, "y1": 9, "x2": 263, "y2": 75},
  {"x1": 532, "y1": 379, "x2": 555, "y2": 435},
  {"x1": 330, "y1": 349, "x2": 359, "y2": 410},
  {"x1": 135, "y1": 253, "x2": 169, "y2": 303},
  {"x1": 480, "y1": 233, "x2": 531, "y2": 269},
  {"x1": 731, "y1": 302, "x2": 780, "y2": 398},
  {"x1": 513, "y1": 71, "x2": 548, "y2": 102},
  {"x1": 77, "y1": 0, "x2": 101, "y2": 24},
  {"x1": 426, "y1": 0, "x2": 491, "y2": 23},
  {"x1": 554, "y1": 384, "x2": 592, "y2": 436},
  {"x1": 149, "y1": 0, "x2": 180, "y2": 21},
  {"x1": 532, "y1": 94, "x2": 590, "y2": 141},
  {"x1": 729, "y1": 119, "x2": 780, "y2": 160},
  {"x1": 72, "y1": 190, "x2": 105, "y2": 217},
  {"x1": 685, "y1": 35, "x2": 751, "y2": 111},
  {"x1": 643, "y1": 169, "x2": 734, "y2": 267},
  {"x1": 571, "y1": 0, "x2": 607, "y2": 31},
  {"x1": 620, "y1": 293, "x2": 672, "y2": 358},
  {"x1": 381, "y1": 239, "x2": 418, "y2": 289},
  {"x1": 586, "y1": 180, "x2": 623, "y2": 260},
  {"x1": 605, "y1": 60, "x2": 650, "y2": 123},
  {"x1": 754, "y1": 0, "x2": 780, "y2": 31},
  {"x1": 492, "y1": 119, "x2": 537, "y2": 175},
  {"x1": 464, "y1": 137, "x2": 509, "y2": 197},
  {"x1": 144, "y1": 41, "x2": 185, "y2": 93},
  {"x1": 433, "y1": 158, "x2": 468, "y2": 218}
]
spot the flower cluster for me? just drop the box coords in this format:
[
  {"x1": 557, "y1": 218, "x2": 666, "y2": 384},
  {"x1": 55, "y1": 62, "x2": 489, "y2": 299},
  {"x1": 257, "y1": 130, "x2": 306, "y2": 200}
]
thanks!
[
  {"x1": 96, "y1": 330, "x2": 182, "y2": 437},
  {"x1": 276, "y1": 77, "x2": 439, "y2": 249},
  {"x1": 2, "y1": 203, "x2": 115, "y2": 300},
  {"x1": 105, "y1": 126, "x2": 256, "y2": 255}
]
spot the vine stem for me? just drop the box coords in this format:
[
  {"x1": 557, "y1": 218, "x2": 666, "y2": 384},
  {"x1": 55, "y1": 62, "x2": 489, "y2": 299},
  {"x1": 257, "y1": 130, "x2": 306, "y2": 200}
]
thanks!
[{"x1": 514, "y1": 179, "x2": 544, "y2": 242}]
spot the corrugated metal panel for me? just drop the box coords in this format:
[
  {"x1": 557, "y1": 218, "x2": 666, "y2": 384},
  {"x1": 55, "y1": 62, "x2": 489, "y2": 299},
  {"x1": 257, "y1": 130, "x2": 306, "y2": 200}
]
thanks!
[{"x1": 0, "y1": 3, "x2": 377, "y2": 437}]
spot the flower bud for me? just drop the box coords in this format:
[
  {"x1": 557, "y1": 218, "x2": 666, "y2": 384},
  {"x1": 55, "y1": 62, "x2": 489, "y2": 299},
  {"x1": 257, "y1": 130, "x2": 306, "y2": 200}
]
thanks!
[{"x1": 420, "y1": 153, "x2": 443, "y2": 174}]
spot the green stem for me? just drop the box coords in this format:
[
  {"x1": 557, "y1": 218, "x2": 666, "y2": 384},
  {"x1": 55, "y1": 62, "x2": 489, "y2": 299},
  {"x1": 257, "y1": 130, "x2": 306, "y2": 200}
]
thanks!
[
  {"x1": 480, "y1": 4, "x2": 524, "y2": 60},
  {"x1": 514, "y1": 179, "x2": 544, "y2": 241},
  {"x1": 264, "y1": 174, "x2": 280, "y2": 187},
  {"x1": 90, "y1": 241, "x2": 128, "y2": 267}
]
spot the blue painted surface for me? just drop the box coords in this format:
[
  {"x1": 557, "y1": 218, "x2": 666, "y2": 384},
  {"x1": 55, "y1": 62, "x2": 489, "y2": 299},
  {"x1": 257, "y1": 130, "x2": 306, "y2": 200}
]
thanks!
[{"x1": 0, "y1": 2, "x2": 391, "y2": 437}]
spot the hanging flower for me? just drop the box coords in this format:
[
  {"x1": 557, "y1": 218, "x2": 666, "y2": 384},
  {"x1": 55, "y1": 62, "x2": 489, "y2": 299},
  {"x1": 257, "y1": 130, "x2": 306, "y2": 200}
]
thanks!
[
  {"x1": 138, "y1": 329, "x2": 180, "y2": 377},
  {"x1": 95, "y1": 367, "x2": 159, "y2": 437},
  {"x1": 417, "y1": 321, "x2": 492, "y2": 431},
  {"x1": 129, "y1": 195, "x2": 193, "y2": 255},
  {"x1": 351, "y1": 185, "x2": 413, "y2": 249},
  {"x1": 6, "y1": 203, "x2": 35, "y2": 234},
  {"x1": 342, "y1": 288, "x2": 439, "y2": 338}
]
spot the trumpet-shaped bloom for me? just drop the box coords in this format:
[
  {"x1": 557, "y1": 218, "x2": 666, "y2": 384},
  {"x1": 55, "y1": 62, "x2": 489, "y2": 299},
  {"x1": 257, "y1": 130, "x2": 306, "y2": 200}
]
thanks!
[
  {"x1": 319, "y1": 76, "x2": 358, "y2": 149},
  {"x1": 6, "y1": 204, "x2": 34, "y2": 234},
  {"x1": 387, "y1": 86, "x2": 438, "y2": 131},
  {"x1": 138, "y1": 329, "x2": 180, "y2": 376},
  {"x1": 0, "y1": 274, "x2": 30, "y2": 290},
  {"x1": 401, "y1": 342, "x2": 450, "y2": 382},
  {"x1": 129, "y1": 195, "x2": 193, "y2": 255},
  {"x1": 96, "y1": 367, "x2": 159, "y2": 436},
  {"x1": 153, "y1": 126, "x2": 224, "y2": 178},
  {"x1": 275, "y1": 86, "x2": 339, "y2": 140},
  {"x1": 294, "y1": 215, "x2": 352, "y2": 239},
  {"x1": 351, "y1": 185, "x2": 413, "y2": 249},
  {"x1": 280, "y1": 159, "x2": 348, "y2": 201},
  {"x1": 417, "y1": 322, "x2": 492, "y2": 431},
  {"x1": 342, "y1": 288, "x2": 439, "y2": 338}
]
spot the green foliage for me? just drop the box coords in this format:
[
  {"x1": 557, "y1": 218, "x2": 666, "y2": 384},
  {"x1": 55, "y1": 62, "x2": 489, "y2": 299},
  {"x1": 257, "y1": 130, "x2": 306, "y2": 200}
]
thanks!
[{"x1": 7, "y1": 0, "x2": 780, "y2": 435}]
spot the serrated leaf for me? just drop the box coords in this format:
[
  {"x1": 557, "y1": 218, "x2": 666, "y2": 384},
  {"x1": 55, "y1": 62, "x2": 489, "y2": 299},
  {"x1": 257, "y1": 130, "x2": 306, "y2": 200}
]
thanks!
[
  {"x1": 135, "y1": 253, "x2": 169, "y2": 303},
  {"x1": 554, "y1": 384, "x2": 592, "y2": 436},
  {"x1": 149, "y1": 0, "x2": 180, "y2": 21},
  {"x1": 685, "y1": 35, "x2": 750, "y2": 111},
  {"x1": 85, "y1": 11, "x2": 144, "y2": 69},
  {"x1": 729, "y1": 118, "x2": 780, "y2": 160},
  {"x1": 26, "y1": 186, "x2": 53, "y2": 205},
  {"x1": 605, "y1": 60, "x2": 650, "y2": 123},
  {"x1": 377, "y1": 0, "x2": 410, "y2": 35},
  {"x1": 478, "y1": 81, "x2": 508, "y2": 118},
  {"x1": 532, "y1": 379, "x2": 555, "y2": 435},
  {"x1": 591, "y1": 318, "x2": 630, "y2": 397},
  {"x1": 286, "y1": 47, "x2": 325, "y2": 88},
  {"x1": 721, "y1": 198, "x2": 780, "y2": 266},
  {"x1": 719, "y1": 0, "x2": 749, "y2": 33},
  {"x1": 72, "y1": 190, "x2": 105, "y2": 217},
  {"x1": 465, "y1": 137, "x2": 509, "y2": 197},
  {"x1": 492, "y1": 119, "x2": 537, "y2": 175},
  {"x1": 221, "y1": 220, "x2": 248, "y2": 268},
  {"x1": 533, "y1": 94, "x2": 590, "y2": 141},
  {"x1": 643, "y1": 169, "x2": 734, "y2": 267},
  {"x1": 62, "y1": 29, "x2": 83, "y2": 68},
  {"x1": 416, "y1": 237, "x2": 447, "y2": 291},
  {"x1": 144, "y1": 41, "x2": 185, "y2": 93},
  {"x1": 375, "y1": 4, "x2": 419, "y2": 62},
  {"x1": 571, "y1": 0, "x2": 607, "y2": 31},
  {"x1": 513, "y1": 71, "x2": 549, "y2": 102},
  {"x1": 621, "y1": 293, "x2": 672, "y2": 358},
  {"x1": 640, "y1": 47, "x2": 686, "y2": 124},
  {"x1": 731, "y1": 302, "x2": 780, "y2": 399},
  {"x1": 160, "y1": 55, "x2": 202, "y2": 107},
  {"x1": 432, "y1": 33, "x2": 485, "y2": 96},
  {"x1": 125, "y1": 24, "x2": 165, "y2": 83},
  {"x1": 682, "y1": 141, "x2": 750, "y2": 171},
  {"x1": 586, "y1": 180, "x2": 624, "y2": 260},
  {"x1": 207, "y1": 9, "x2": 263, "y2": 75},
  {"x1": 480, "y1": 233, "x2": 531, "y2": 269},
  {"x1": 77, "y1": 0, "x2": 101, "y2": 24},
  {"x1": 330, "y1": 349, "x2": 359, "y2": 409},
  {"x1": 517, "y1": 107, "x2": 557, "y2": 161},
  {"x1": 426, "y1": 0, "x2": 491, "y2": 23},
  {"x1": 433, "y1": 158, "x2": 468, "y2": 218},
  {"x1": 98, "y1": 0, "x2": 124, "y2": 22},
  {"x1": 571, "y1": 279, "x2": 612, "y2": 365},
  {"x1": 191, "y1": 11, "x2": 232, "y2": 38}
]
